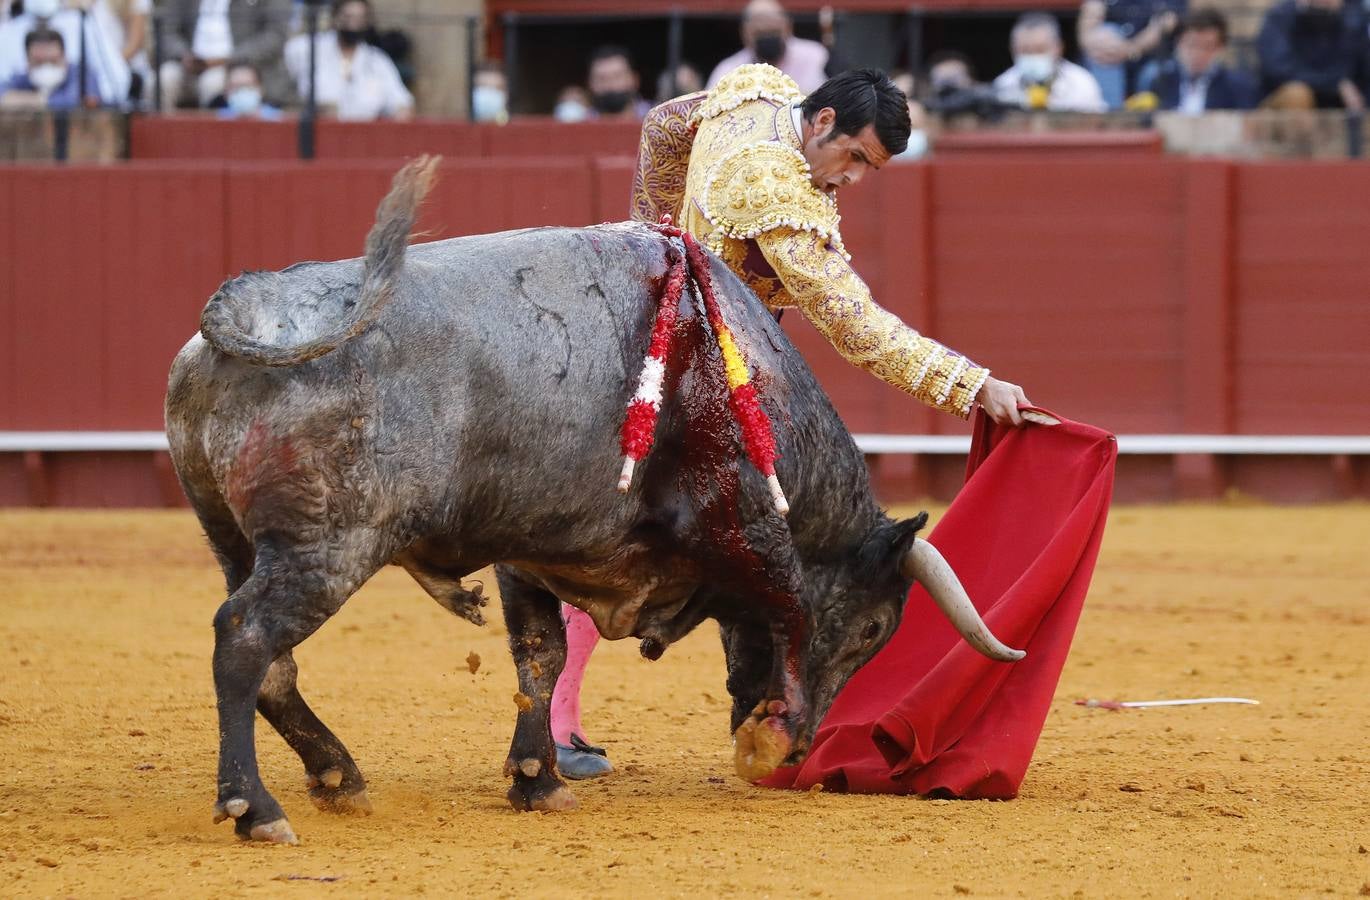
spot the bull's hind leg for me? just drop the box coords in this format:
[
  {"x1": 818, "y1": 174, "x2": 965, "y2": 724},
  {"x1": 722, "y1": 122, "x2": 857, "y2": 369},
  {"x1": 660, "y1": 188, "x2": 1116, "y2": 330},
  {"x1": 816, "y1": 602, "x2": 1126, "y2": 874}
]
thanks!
[
  {"x1": 495, "y1": 567, "x2": 576, "y2": 812},
  {"x1": 211, "y1": 541, "x2": 378, "y2": 843},
  {"x1": 256, "y1": 651, "x2": 372, "y2": 815}
]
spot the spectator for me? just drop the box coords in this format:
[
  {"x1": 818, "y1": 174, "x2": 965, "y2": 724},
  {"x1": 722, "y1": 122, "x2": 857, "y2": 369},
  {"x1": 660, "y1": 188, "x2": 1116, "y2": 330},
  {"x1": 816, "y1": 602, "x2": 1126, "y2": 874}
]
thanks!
[
  {"x1": 0, "y1": 0, "x2": 128, "y2": 104},
  {"x1": 91, "y1": 0, "x2": 151, "y2": 104},
  {"x1": 158, "y1": 0, "x2": 293, "y2": 111},
  {"x1": 654, "y1": 60, "x2": 702, "y2": 102},
  {"x1": 927, "y1": 50, "x2": 977, "y2": 96},
  {"x1": 0, "y1": 26, "x2": 99, "y2": 108},
  {"x1": 1078, "y1": 0, "x2": 1182, "y2": 109},
  {"x1": 889, "y1": 68, "x2": 916, "y2": 100},
  {"x1": 888, "y1": 69, "x2": 929, "y2": 160},
  {"x1": 470, "y1": 60, "x2": 506, "y2": 123},
  {"x1": 707, "y1": 0, "x2": 828, "y2": 93},
  {"x1": 213, "y1": 60, "x2": 281, "y2": 119},
  {"x1": 586, "y1": 44, "x2": 648, "y2": 120},
  {"x1": 284, "y1": 0, "x2": 412, "y2": 121},
  {"x1": 993, "y1": 13, "x2": 1107, "y2": 112},
  {"x1": 925, "y1": 50, "x2": 1007, "y2": 119},
  {"x1": 1257, "y1": 0, "x2": 1367, "y2": 110},
  {"x1": 1140, "y1": 9, "x2": 1257, "y2": 112},
  {"x1": 553, "y1": 84, "x2": 590, "y2": 122}
]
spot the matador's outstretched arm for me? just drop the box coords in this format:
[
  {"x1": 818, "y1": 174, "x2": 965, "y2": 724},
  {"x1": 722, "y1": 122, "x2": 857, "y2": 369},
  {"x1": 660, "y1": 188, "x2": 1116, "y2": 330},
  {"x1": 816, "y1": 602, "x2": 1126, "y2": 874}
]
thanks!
[{"x1": 755, "y1": 227, "x2": 989, "y2": 418}]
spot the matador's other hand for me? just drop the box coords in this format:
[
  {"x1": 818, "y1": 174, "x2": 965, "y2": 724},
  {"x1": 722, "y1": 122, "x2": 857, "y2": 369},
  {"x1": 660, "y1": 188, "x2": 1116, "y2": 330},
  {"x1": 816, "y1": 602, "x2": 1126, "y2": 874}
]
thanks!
[{"x1": 976, "y1": 376, "x2": 1030, "y2": 426}]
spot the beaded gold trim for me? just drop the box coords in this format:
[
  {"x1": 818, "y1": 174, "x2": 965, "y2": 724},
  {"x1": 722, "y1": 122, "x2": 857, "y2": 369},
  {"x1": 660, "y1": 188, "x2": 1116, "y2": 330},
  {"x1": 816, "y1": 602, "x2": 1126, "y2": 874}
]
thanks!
[{"x1": 691, "y1": 63, "x2": 805, "y2": 125}]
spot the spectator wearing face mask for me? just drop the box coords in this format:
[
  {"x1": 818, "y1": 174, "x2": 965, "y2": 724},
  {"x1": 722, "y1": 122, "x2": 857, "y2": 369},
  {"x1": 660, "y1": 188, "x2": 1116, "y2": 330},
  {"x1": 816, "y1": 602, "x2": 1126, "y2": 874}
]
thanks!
[
  {"x1": 888, "y1": 69, "x2": 930, "y2": 161},
  {"x1": 1140, "y1": 9, "x2": 1257, "y2": 112},
  {"x1": 1257, "y1": 0, "x2": 1367, "y2": 110},
  {"x1": 993, "y1": 12, "x2": 1107, "y2": 112},
  {"x1": 707, "y1": 0, "x2": 828, "y2": 93},
  {"x1": 0, "y1": 0, "x2": 128, "y2": 104},
  {"x1": 213, "y1": 60, "x2": 281, "y2": 119},
  {"x1": 585, "y1": 44, "x2": 649, "y2": 120},
  {"x1": 470, "y1": 60, "x2": 507, "y2": 124},
  {"x1": 553, "y1": 83, "x2": 590, "y2": 122},
  {"x1": 158, "y1": 0, "x2": 293, "y2": 111},
  {"x1": 0, "y1": 26, "x2": 99, "y2": 108},
  {"x1": 284, "y1": 0, "x2": 412, "y2": 121}
]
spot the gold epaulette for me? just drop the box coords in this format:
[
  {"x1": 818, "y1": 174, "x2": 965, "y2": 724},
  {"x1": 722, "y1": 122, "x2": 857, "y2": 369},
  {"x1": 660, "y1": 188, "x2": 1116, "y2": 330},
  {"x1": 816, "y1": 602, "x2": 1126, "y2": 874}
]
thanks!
[
  {"x1": 700, "y1": 141, "x2": 849, "y2": 260},
  {"x1": 691, "y1": 64, "x2": 804, "y2": 124}
]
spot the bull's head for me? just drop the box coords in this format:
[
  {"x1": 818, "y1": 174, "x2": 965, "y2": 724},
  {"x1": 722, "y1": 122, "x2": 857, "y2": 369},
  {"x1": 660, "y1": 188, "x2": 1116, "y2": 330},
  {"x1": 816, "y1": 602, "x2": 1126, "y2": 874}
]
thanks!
[{"x1": 727, "y1": 511, "x2": 1024, "y2": 781}]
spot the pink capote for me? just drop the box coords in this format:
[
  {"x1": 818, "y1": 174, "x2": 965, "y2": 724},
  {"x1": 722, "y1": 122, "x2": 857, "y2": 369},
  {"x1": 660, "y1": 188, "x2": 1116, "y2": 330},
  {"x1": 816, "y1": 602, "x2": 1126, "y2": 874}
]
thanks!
[{"x1": 761, "y1": 408, "x2": 1117, "y2": 798}]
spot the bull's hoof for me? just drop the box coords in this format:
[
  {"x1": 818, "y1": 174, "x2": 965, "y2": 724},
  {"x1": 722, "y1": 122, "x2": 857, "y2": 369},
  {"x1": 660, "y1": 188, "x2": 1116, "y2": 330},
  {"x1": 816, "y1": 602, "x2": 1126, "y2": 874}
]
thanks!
[
  {"x1": 306, "y1": 769, "x2": 373, "y2": 815},
  {"x1": 309, "y1": 785, "x2": 373, "y2": 815},
  {"x1": 214, "y1": 793, "x2": 298, "y2": 844},
  {"x1": 506, "y1": 765, "x2": 578, "y2": 812},
  {"x1": 733, "y1": 704, "x2": 795, "y2": 782},
  {"x1": 244, "y1": 817, "x2": 299, "y2": 845}
]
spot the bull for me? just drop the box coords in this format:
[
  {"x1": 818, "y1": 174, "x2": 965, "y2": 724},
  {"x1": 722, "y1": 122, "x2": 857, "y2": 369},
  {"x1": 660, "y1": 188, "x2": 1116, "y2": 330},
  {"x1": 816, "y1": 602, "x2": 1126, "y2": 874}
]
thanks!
[{"x1": 165, "y1": 158, "x2": 1022, "y2": 844}]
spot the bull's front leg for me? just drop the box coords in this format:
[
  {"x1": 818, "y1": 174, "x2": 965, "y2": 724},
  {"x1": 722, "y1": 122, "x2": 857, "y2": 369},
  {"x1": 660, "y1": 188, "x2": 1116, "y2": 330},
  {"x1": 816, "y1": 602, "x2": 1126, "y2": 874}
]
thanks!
[
  {"x1": 494, "y1": 566, "x2": 577, "y2": 812},
  {"x1": 733, "y1": 592, "x2": 809, "y2": 782}
]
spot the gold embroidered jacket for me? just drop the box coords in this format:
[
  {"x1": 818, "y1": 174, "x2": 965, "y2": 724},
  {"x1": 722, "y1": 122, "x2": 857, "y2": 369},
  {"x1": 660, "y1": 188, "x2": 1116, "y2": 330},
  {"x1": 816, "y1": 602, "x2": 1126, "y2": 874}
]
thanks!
[{"x1": 628, "y1": 64, "x2": 989, "y2": 417}]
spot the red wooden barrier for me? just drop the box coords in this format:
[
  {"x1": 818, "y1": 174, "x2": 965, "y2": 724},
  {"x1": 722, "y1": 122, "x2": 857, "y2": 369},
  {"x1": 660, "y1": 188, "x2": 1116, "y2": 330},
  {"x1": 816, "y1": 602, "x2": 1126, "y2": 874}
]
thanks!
[
  {"x1": 484, "y1": 119, "x2": 642, "y2": 160},
  {"x1": 933, "y1": 131, "x2": 1164, "y2": 160},
  {"x1": 3, "y1": 158, "x2": 1370, "y2": 506},
  {"x1": 128, "y1": 115, "x2": 297, "y2": 160},
  {"x1": 315, "y1": 119, "x2": 485, "y2": 160}
]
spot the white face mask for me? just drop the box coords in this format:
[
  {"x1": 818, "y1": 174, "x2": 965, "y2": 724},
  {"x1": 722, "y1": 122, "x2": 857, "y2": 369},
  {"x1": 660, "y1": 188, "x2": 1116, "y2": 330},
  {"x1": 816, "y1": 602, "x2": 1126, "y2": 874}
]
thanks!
[
  {"x1": 553, "y1": 100, "x2": 589, "y2": 123},
  {"x1": 27, "y1": 0, "x2": 62, "y2": 19},
  {"x1": 29, "y1": 62, "x2": 67, "y2": 93},
  {"x1": 227, "y1": 86, "x2": 263, "y2": 115},
  {"x1": 1016, "y1": 53, "x2": 1055, "y2": 84},
  {"x1": 471, "y1": 85, "x2": 507, "y2": 123}
]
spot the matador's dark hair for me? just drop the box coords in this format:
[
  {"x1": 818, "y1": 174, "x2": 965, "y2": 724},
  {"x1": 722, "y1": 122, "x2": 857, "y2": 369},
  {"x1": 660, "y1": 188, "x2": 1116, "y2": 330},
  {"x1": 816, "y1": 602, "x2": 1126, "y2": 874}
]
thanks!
[{"x1": 801, "y1": 68, "x2": 911, "y2": 156}]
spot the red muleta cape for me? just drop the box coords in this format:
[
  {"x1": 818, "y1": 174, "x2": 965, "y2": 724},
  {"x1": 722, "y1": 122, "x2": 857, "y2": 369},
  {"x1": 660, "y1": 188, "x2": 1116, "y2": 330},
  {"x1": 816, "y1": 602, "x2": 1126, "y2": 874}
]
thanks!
[{"x1": 762, "y1": 408, "x2": 1117, "y2": 798}]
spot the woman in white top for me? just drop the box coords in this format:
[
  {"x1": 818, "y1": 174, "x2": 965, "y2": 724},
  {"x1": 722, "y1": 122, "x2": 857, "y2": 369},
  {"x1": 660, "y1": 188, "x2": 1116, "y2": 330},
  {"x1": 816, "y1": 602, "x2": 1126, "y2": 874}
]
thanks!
[
  {"x1": 91, "y1": 0, "x2": 150, "y2": 103},
  {"x1": 284, "y1": 0, "x2": 412, "y2": 121}
]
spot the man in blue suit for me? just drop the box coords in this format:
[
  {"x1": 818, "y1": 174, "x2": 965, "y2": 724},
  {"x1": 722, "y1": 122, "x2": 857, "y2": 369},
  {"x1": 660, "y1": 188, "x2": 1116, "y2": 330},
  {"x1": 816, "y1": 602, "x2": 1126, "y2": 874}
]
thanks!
[{"x1": 1143, "y1": 9, "x2": 1258, "y2": 111}]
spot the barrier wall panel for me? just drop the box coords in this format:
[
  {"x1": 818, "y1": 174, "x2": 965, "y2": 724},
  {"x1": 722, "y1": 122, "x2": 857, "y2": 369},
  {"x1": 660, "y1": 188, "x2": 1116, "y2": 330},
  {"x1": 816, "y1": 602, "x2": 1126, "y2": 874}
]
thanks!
[
  {"x1": 0, "y1": 168, "x2": 15, "y2": 429},
  {"x1": 9, "y1": 167, "x2": 110, "y2": 429},
  {"x1": 223, "y1": 159, "x2": 598, "y2": 284},
  {"x1": 1233, "y1": 164, "x2": 1370, "y2": 434},
  {"x1": 930, "y1": 160, "x2": 1187, "y2": 435},
  {"x1": 315, "y1": 120, "x2": 485, "y2": 160},
  {"x1": 107, "y1": 167, "x2": 230, "y2": 429},
  {"x1": 485, "y1": 120, "x2": 642, "y2": 160},
  {"x1": 129, "y1": 116, "x2": 297, "y2": 160},
  {"x1": 591, "y1": 158, "x2": 636, "y2": 222},
  {"x1": 3, "y1": 165, "x2": 230, "y2": 431}
]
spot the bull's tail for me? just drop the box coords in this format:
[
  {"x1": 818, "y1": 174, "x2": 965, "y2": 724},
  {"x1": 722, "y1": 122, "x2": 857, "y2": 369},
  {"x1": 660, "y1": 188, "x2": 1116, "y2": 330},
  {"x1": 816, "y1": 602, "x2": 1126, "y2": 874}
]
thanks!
[{"x1": 199, "y1": 155, "x2": 440, "y2": 367}]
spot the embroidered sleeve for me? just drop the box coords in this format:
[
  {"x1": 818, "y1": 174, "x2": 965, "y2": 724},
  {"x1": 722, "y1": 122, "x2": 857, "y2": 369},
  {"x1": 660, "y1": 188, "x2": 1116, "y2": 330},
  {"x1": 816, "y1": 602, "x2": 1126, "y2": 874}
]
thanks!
[
  {"x1": 691, "y1": 64, "x2": 804, "y2": 125},
  {"x1": 754, "y1": 227, "x2": 990, "y2": 417},
  {"x1": 629, "y1": 92, "x2": 705, "y2": 224}
]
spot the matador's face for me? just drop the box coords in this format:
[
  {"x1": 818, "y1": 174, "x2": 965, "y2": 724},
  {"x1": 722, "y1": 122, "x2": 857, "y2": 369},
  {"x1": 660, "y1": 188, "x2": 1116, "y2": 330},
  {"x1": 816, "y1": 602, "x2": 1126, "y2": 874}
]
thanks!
[{"x1": 799, "y1": 106, "x2": 892, "y2": 195}]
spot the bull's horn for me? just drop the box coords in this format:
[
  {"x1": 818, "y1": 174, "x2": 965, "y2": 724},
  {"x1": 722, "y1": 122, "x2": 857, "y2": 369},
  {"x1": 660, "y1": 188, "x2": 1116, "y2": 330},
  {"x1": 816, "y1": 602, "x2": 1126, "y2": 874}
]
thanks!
[{"x1": 900, "y1": 538, "x2": 1026, "y2": 662}]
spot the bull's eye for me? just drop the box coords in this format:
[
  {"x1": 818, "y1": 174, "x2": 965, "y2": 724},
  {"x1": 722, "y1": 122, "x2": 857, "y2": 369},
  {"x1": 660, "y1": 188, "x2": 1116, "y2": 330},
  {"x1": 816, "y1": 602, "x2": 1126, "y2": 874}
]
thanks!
[{"x1": 861, "y1": 620, "x2": 880, "y2": 643}]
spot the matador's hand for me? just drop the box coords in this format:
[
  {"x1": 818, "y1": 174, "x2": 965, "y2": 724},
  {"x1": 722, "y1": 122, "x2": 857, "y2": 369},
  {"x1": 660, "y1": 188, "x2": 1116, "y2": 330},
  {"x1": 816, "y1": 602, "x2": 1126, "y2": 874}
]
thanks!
[{"x1": 976, "y1": 376, "x2": 1030, "y2": 427}]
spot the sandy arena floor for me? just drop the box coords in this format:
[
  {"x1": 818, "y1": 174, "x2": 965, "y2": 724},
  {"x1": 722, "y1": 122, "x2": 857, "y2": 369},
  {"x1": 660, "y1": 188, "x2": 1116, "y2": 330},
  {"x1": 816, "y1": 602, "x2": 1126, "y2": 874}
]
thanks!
[{"x1": 1, "y1": 504, "x2": 1368, "y2": 898}]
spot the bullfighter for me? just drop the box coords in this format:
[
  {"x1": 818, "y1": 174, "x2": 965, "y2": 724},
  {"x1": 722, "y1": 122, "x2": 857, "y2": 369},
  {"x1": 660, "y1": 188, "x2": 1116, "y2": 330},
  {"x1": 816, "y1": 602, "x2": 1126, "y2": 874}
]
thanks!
[{"x1": 554, "y1": 63, "x2": 1033, "y2": 778}]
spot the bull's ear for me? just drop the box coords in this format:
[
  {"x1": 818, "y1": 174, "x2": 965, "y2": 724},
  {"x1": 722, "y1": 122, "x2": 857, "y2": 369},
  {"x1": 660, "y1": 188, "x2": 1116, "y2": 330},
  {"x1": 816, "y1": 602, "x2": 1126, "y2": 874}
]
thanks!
[{"x1": 860, "y1": 511, "x2": 929, "y2": 576}]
